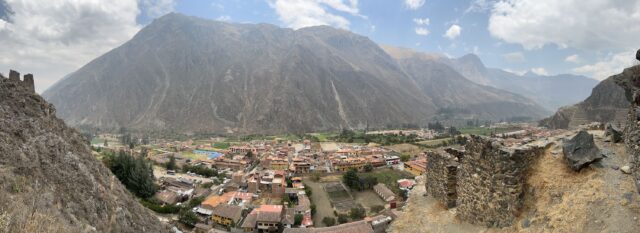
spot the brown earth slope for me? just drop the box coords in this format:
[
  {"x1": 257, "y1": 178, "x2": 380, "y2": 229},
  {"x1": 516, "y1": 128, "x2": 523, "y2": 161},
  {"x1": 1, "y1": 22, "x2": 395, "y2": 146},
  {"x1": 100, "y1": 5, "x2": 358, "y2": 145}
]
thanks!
[{"x1": 0, "y1": 77, "x2": 169, "y2": 232}]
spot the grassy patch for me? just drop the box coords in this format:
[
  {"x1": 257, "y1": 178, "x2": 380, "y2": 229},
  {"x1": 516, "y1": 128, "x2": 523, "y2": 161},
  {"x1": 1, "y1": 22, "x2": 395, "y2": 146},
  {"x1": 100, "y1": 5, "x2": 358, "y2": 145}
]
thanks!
[
  {"x1": 212, "y1": 142, "x2": 230, "y2": 149},
  {"x1": 358, "y1": 168, "x2": 413, "y2": 195}
]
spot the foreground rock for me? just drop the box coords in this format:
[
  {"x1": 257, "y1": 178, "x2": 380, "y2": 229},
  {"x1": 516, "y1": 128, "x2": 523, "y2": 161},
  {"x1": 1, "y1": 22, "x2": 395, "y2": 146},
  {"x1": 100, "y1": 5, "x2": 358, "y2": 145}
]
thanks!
[
  {"x1": 563, "y1": 131, "x2": 603, "y2": 171},
  {"x1": 605, "y1": 123, "x2": 623, "y2": 143},
  {"x1": 0, "y1": 73, "x2": 168, "y2": 232}
]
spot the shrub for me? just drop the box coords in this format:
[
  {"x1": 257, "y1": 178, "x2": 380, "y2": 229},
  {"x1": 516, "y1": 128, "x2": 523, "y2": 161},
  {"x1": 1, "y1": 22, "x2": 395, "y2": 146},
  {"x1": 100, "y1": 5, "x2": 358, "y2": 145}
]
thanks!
[{"x1": 322, "y1": 217, "x2": 336, "y2": 226}]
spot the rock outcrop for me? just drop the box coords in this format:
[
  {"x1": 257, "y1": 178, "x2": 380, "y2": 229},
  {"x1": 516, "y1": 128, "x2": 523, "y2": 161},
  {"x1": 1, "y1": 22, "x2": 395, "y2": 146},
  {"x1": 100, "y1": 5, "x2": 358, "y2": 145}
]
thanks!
[
  {"x1": 562, "y1": 130, "x2": 603, "y2": 171},
  {"x1": 615, "y1": 64, "x2": 640, "y2": 193},
  {"x1": 0, "y1": 72, "x2": 169, "y2": 232},
  {"x1": 604, "y1": 123, "x2": 623, "y2": 143},
  {"x1": 541, "y1": 75, "x2": 630, "y2": 129}
]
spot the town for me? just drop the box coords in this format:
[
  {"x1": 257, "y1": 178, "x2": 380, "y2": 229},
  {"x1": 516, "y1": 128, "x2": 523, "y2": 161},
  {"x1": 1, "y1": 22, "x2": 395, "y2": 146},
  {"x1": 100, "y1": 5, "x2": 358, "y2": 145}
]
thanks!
[{"x1": 87, "y1": 123, "x2": 551, "y2": 233}]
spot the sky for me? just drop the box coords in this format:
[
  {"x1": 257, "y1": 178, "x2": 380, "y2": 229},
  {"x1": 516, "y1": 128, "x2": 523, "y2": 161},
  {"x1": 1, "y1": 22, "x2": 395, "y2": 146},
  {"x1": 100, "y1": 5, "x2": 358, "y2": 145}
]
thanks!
[{"x1": 1, "y1": 0, "x2": 639, "y2": 93}]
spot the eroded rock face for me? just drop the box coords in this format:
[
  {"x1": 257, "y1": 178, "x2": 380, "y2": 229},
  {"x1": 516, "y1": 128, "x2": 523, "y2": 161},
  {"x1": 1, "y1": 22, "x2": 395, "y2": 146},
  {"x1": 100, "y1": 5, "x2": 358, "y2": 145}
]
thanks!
[
  {"x1": 563, "y1": 130, "x2": 603, "y2": 171},
  {"x1": 0, "y1": 77, "x2": 169, "y2": 232}
]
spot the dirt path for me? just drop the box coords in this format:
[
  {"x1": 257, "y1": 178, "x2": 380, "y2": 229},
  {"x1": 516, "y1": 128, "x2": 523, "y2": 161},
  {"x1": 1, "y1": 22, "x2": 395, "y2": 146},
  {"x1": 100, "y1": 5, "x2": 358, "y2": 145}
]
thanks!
[{"x1": 303, "y1": 178, "x2": 335, "y2": 227}]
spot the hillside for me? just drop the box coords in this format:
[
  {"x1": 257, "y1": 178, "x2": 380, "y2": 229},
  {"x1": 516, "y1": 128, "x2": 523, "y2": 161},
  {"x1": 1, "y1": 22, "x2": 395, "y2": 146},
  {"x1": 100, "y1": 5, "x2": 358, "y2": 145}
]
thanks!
[
  {"x1": 540, "y1": 72, "x2": 630, "y2": 129},
  {"x1": 43, "y1": 13, "x2": 547, "y2": 134},
  {"x1": 0, "y1": 75, "x2": 168, "y2": 232}
]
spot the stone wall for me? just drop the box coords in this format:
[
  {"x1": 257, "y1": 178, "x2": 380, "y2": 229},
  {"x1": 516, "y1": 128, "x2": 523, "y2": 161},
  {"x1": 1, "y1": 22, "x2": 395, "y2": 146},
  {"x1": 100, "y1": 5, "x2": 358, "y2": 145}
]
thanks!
[
  {"x1": 617, "y1": 65, "x2": 640, "y2": 194},
  {"x1": 424, "y1": 149, "x2": 461, "y2": 208},
  {"x1": 424, "y1": 136, "x2": 544, "y2": 228},
  {"x1": 2, "y1": 69, "x2": 35, "y2": 92},
  {"x1": 456, "y1": 136, "x2": 543, "y2": 227}
]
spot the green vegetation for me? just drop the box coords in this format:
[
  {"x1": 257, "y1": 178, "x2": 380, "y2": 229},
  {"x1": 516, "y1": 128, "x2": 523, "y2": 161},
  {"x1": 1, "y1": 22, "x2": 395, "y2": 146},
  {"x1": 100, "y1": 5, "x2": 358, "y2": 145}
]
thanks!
[
  {"x1": 294, "y1": 214, "x2": 303, "y2": 226},
  {"x1": 357, "y1": 168, "x2": 413, "y2": 195},
  {"x1": 303, "y1": 183, "x2": 313, "y2": 197},
  {"x1": 334, "y1": 129, "x2": 419, "y2": 145},
  {"x1": 349, "y1": 207, "x2": 365, "y2": 220},
  {"x1": 337, "y1": 214, "x2": 349, "y2": 224},
  {"x1": 165, "y1": 155, "x2": 177, "y2": 170},
  {"x1": 182, "y1": 164, "x2": 217, "y2": 177},
  {"x1": 178, "y1": 208, "x2": 199, "y2": 226},
  {"x1": 343, "y1": 168, "x2": 379, "y2": 191},
  {"x1": 200, "y1": 182, "x2": 214, "y2": 189},
  {"x1": 102, "y1": 150, "x2": 157, "y2": 198},
  {"x1": 458, "y1": 126, "x2": 522, "y2": 136},
  {"x1": 322, "y1": 217, "x2": 336, "y2": 226},
  {"x1": 139, "y1": 198, "x2": 181, "y2": 214},
  {"x1": 212, "y1": 142, "x2": 230, "y2": 149}
]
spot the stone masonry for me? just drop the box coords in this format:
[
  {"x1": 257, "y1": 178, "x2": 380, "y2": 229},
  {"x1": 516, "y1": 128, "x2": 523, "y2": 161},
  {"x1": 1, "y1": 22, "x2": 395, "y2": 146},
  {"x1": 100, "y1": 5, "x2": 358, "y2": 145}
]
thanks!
[
  {"x1": 617, "y1": 65, "x2": 640, "y2": 193},
  {"x1": 2, "y1": 69, "x2": 35, "y2": 92},
  {"x1": 425, "y1": 148, "x2": 463, "y2": 208},
  {"x1": 424, "y1": 135, "x2": 544, "y2": 228}
]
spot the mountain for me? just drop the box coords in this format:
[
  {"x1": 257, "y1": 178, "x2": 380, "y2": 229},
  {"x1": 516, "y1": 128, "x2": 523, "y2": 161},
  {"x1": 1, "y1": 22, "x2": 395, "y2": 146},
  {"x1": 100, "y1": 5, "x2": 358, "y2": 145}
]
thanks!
[
  {"x1": 540, "y1": 67, "x2": 632, "y2": 129},
  {"x1": 441, "y1": 54, "x2": 599, "y2": 112},
  {"x1": 382, "y1": 45, "x2": 549, "y2": 122},
  {"x1": 43, "y1": 13, "x2": 547, "y2": 134},
  {"x1": 0, "y1": 75, "x2": 168, "y2": 232}
]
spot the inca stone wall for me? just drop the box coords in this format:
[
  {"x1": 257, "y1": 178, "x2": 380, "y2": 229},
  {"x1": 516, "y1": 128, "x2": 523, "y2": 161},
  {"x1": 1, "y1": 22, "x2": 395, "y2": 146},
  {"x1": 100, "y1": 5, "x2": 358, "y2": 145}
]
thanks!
[
  {"x1": 617, "y1": 65, "x2": 640, "y2": 193},
  {"x1": 456, "y1": 136, "x2": 543, "y2": 227},
  {"x1": 424, "y1": 136, "x2": 544, "y2": 228},
  {"x1": 425, "y1": 149, "x2": 462, "y2": 208},
  {"x1": 2, "y1": 69, "x2": 35, "y2": 92}
]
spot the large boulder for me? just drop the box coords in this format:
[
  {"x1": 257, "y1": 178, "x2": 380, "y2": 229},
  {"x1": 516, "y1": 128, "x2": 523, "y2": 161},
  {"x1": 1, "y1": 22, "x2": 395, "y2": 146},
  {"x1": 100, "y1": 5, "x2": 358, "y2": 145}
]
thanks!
[
  {"x1": 563, "y1": 130, "x2": 603, "y2": 171},
  {"x1": 604, "y1": 123, "x2": 623, "y2": 143}
]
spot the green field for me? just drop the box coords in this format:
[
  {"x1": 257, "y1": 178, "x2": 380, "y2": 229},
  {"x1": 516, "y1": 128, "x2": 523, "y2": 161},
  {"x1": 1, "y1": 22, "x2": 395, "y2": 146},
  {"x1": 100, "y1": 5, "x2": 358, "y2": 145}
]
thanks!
[
  {"x1": 417, "y1": 137, "x2": 452, "y2": 146},
  {"x1": 212, "y1": 142, "x2": 230, "y2": 149}
]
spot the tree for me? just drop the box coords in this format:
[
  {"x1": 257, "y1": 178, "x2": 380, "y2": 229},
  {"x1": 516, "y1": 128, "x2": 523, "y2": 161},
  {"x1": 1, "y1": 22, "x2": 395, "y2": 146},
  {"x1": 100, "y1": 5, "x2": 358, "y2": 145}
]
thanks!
[
  {"x1": 342, "y1": 168, "x2": 359, "y2": 190},
  {"x1": 399, "y1": 154, "x2": 411, "y2": 162},
  {"x1": 104, "y1": 150, "x2": 157, "y2": 198},
  {"x1": 310, "y1": 204, "x2": 316, "y2": 215},
  {"x1": 294, "y1": 214, "x2": 303, "y2": 226},
  {"x1": 349, "y1": 207, "x2": 365, "y2": 220},
  {"x1": 363, "y1": 163, "x2": 373, "y2": 172},
  {"x1": 337, "y1": 214, "x2": 349, "y2": 224},
  {"x1": 103, "y1": 139, "x2": 108, "y2": 147},
  {"x1": 245, "y1": 151, "x2": 254, "y2": 159},
  {"x1": 178, "y1": 209, "x2": 199, "y2": 226},
  {"x1": 322, "y1": 217, "x2": 336, "y2": 226},
  {"x1": 311, "y1": 172, "x2": 321, "y2": 182},
  {"x1": 166, "y1": 155, "x2": 177, "y2": 171}
]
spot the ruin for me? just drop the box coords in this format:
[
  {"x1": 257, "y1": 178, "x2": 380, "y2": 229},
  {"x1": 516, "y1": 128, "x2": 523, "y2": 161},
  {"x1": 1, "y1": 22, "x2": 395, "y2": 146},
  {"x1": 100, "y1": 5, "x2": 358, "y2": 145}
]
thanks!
[
  {"x1": 2, "y1": 69, "x2": 35, "y2": 92},
  {"x1": 424, "y1": 136, "x2": 544, "y2": 228}
]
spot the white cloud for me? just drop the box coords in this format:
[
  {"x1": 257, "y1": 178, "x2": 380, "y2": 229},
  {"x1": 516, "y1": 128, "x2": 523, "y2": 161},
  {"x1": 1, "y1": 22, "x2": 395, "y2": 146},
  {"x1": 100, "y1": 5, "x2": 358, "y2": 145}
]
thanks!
[
  {"x1": 573, "y1": 51, "x2": 636, "y2": 80},
  {"x1": 413, "y1": 18, "x2": 429, "y2": 25},
  {"x1": 473, "y1": 46, "x2": 480, "y2": 54},
  {"x1": 530, "y1": 67, "x2": 548, "y2": 76},
  {"x1": 502, "y1": 52, "x2": 525, "y2": 63},
  {"x1": 564, "y1": 54, "x2": 580, "y2": 63},
  {"x1": 503, "y1": 68, "x2": 527, "y2": 76},
  {"x1": 140, "y1": 0, "x2": 176, "y2": 18},
  {"x1": 444, "y1": 24, "x2": 461, "y2": 39},
  {"x1": 0, "y1": 0, "x2": 153, "y2": 93},
  {"x1": 415, "y1": 27, "x2": 429, "y2": 36},
  {"x1": 488, "y1": 0, "x2": 640, "y2": 50},
  {"x1": 216, "y1": 15, "x2": 231, "y2": 21},
  {"x1": 465, "y1": 0, "x2": 494, "y2": 13},
  {"x1": 268, "y1": 0, "x2": 362, "y2": 29},
  {"x1": 404, "y1": 0, "x2": 425, "y2": 10}
]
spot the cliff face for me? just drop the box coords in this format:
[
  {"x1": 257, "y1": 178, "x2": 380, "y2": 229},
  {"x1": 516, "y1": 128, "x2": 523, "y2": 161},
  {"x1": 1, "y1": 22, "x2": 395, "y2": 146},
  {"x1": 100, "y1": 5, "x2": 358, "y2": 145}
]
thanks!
[
  {"x1": 540, "y1": 74, "x2": 630, "y2": 129},
  {"x1": 0, "y1": 75, "x2": 168, "y2": 232}
]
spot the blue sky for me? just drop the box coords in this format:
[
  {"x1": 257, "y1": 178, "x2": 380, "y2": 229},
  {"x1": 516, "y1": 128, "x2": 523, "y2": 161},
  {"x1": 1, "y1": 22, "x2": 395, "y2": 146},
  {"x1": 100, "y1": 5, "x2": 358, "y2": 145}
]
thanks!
[{"x1": 1, "y1": 0, "x2": 639, "y2": 92}]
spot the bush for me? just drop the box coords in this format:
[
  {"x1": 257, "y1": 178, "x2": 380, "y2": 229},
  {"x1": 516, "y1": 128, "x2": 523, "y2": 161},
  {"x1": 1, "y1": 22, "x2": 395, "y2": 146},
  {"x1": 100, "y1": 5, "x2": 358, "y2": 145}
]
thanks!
[
  {"x1": 294, "y1": 214, "x2": 303, "y2": 226},
  {"x1": 182, "y1": 164, "x2": 217, "y2": 177},
  {"x1": 200, "y1": 182, "x2": 214, "y2": 189},
  {"x1": 322, "y1": 217, "x2": 336, "y2": 226},
  {"x1": 337, "y1": 214, "x2": 349, "y2": 224},
  {"x1": 178, "y1": 209, "x2": 199, "y2": 227},
  {"x1": 140, "y1": 199, "x2": 181, "y2": 214},
  {"x1": 350, "y1": 207, "x2": 365, "y2": 220}
]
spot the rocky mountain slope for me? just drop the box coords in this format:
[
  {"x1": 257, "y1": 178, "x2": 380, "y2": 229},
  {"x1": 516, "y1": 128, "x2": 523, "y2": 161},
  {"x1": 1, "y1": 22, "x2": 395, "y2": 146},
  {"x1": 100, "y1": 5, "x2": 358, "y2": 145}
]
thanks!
[
  {"x1": 43, "y1": 13, "x2": 546, "y2": 134},
  {"x1": 385, "y1": 47, "x2": 548, "y2": 121},
  {"x1": 540, "y1": 72, "x2": 630, "y2": 129},
  {"x1": 447, "y1": 54, "x2": 599, "y2": 112},
  {"x1": 0, "y1": 75, "x2": 168, "y2": 232},
  {"x1": 381, "y1": 46, "x2": 599, "y2": 112}
]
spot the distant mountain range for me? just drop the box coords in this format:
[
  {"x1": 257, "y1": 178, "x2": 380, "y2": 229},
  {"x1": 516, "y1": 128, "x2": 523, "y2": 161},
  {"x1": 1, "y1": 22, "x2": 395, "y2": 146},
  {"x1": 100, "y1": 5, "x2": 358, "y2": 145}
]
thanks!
[{"x1": 43, "y1": 13, "x2": 593, "y2": 134}]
